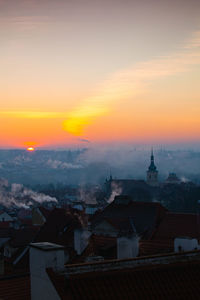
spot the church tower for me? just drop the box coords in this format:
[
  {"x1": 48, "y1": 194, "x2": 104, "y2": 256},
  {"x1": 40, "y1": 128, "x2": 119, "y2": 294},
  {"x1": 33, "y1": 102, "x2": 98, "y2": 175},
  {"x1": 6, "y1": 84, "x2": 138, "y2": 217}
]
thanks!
[{"x1": 146, "y1": 149, "x2": 159, "y2": 186}]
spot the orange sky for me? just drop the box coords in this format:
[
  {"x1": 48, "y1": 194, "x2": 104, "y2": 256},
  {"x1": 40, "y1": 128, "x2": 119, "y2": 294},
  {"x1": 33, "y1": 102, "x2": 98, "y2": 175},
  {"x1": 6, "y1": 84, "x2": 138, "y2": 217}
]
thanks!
[{"x1": 0, "y1": 0, "x2": 200, "y2": 148}]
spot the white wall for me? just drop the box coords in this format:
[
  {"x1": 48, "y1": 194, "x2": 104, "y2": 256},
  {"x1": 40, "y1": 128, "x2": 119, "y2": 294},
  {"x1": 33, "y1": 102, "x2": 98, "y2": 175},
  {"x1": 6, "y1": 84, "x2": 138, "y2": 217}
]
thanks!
[
  {"x1": 117, "y1": 235, "x2": 139, "y2": 259},
  {"x1": 174, "y1": 237, "x2": 200, "y2": 252},
  {"x1": 30, "y1": 243, "x2": 65, "y2": 300}
]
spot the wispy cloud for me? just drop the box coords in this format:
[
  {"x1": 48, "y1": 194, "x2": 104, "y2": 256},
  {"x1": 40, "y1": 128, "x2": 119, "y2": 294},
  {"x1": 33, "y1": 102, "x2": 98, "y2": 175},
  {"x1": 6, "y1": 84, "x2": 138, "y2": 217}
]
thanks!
[{"x1": 63, "y1": 30, "x2": 200, "y2": 137}]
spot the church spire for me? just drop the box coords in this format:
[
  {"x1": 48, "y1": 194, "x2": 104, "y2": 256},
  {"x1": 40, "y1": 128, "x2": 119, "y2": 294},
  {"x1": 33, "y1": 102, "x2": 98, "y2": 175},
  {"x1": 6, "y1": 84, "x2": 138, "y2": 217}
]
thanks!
[
  {"x1": 151, "y1": 147, "x2": 153, "y2": 159},
  {"x1": 148, "y1": 148, "x2": 157, "y2": 171}
]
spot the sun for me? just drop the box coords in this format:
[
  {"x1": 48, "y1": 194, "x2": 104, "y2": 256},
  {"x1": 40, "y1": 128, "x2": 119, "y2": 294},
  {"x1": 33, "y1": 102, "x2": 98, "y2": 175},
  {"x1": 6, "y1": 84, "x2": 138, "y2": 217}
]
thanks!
[{"x1": 27, "y1": 147, "x2": 35, "y2": 152}]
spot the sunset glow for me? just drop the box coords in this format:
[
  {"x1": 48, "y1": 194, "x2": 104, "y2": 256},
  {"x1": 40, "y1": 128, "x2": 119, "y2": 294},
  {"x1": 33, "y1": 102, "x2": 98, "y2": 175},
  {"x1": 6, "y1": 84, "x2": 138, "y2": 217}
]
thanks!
[
  {"x1": 27, "y1": 147, "x2": 35, "y2": 152},
  {"x1": 0, "y1": 0, "x2": 200, "y2": 148}
]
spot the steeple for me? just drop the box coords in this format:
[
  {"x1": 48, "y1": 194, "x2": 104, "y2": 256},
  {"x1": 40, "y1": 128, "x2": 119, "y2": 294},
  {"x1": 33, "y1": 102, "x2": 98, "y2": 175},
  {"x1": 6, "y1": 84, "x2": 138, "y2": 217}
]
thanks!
[
  {"x1": 146, "y1": 148, "x2": 159, "y2": 186},
  {"x1": 148, "y1": 148, "x2": 157, "y2": 172}
]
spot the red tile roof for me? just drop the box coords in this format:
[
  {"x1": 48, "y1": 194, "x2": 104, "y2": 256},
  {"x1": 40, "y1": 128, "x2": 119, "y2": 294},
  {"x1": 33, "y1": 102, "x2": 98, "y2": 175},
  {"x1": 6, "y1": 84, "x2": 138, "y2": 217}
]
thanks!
[
  {"x1": 92, "y1": 199, "x2": 167, "y2": 238},
  {"x1": 19, "y1": 218, "x2": 33, "y2": 226},
  {"x1": 47, "y1": 259, "x2": 200, "y2": 300},
  {"x1": 10, "y1": 227, "x2": 39, "y2": 248},
  {"x1": 77, "y1": 235, "x2": 117, "y2": 261},
  {"x1": 0, "y1": 273, "x2": 31, "y2": 300},
  {"x1": 0, "y1": 222, "x2": 11, "y2": 229},
  {"x1": 139, "y1": 239, "x2": 173, "y2": 256},
  {"x1": 38, "y1": 206, "x2": 52, "y2": 219},
  {"x1": 139, "y1": 212, "x2": 200, "y2": 256},
  {"x1": 152, "y1": 212, "x2": 200, "y2": 240},
  {"x1": 35, "y1": 208, "x2": 82, "y2": 247}
]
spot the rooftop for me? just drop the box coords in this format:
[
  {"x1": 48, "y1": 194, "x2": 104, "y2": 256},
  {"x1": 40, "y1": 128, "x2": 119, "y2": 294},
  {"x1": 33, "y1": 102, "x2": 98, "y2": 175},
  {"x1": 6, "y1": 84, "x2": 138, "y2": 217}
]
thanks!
[
  {"x1": 92, "y1": 198, "x2": 167, "y2": 238},
  {"x1": 152, "y1": 212, "x2": 200, "y2": 240},
  {"x1": 47, "y1": 250, "x2": 200, "y2": 300},
  {"x1": 0, "y1": 273, "x2": 30, "y2": 300}
]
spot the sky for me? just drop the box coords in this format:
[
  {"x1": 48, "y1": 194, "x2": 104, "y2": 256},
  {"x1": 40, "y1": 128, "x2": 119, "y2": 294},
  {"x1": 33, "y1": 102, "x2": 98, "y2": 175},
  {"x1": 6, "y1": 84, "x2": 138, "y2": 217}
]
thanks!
[{"x1": 0, "y1": 0, "x2": 200, "y2": 149}]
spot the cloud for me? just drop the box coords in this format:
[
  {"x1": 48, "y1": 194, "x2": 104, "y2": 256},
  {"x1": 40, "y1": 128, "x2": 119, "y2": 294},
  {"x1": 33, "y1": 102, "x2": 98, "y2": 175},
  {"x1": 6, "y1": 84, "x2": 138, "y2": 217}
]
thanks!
[{"x1": 63, "y1": 30, "x2": 200, "y2": 136}]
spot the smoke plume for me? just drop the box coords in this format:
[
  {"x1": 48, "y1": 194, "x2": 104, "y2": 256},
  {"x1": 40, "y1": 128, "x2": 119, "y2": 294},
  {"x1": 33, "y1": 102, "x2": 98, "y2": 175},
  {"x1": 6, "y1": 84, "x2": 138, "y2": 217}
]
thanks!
[{"x1": 0, "y1": 180, "x2": 57, "y2": 209}]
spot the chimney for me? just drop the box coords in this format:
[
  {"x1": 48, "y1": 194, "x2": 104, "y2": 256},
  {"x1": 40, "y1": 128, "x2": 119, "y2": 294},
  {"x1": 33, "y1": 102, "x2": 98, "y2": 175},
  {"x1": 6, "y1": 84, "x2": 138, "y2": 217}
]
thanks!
[
  {"x1": 29, "y1": 242, "x2": 65, "y2": 300},
  {"x1": 74, "y1": 229, "x2": 91, "y2": 255},
  {"x1": 117, "y1": 235, "x2": 139, "y2": 259},
  {"x1": 174, "y1": 237, "x2": 199, "y2": 252}
]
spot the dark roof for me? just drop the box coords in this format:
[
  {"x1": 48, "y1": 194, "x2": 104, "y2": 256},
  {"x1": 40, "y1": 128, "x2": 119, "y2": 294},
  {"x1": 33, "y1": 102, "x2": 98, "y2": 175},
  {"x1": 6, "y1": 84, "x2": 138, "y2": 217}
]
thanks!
[
  {"x1": 9, "y1": 227, "x2": 39, "y2": 248},
  {"x1": 105, "y1": 217, "x2": 135, "y2": 233},
  {"x1": 0, "y1": 226, "x2": 39, "y2": 247},
  {"x1": 0, "y1": 273, "x2": 31, "y2": 300},
  {"x1": 0, "y1": 222, "x2": 11, "y2": 229},
  {"x1": 139, "y1": 212, "x2": 200, "y2": 256},
  {"x1": 110, "y1": 180, "x2": 151, "y2": 197},
  {"x1": 139, "y1": 239, "x2": 173, "y2": 256},
  {"x1": 78, "y1": 235, "x2": 117, "y2": 261},
  {"x1": 38, "y1": 207, "x2": 52, "y2": 219},
  {"x1": 35, "y1": 208, "x2": 82, "y2": 247},
  {"x1": 19, "y1": 218, "x2": 33, "y2": 226},
  {"x1": 0, "y1": 228, "x2": 14, "y2": 238},
  {"x1": 152, "y1": 212, "x2": 200, "y2": 240},
  {"x1": 92, "y1": 198, "x2": 167, "y2": 238},
  {"x1": 47, "y1": 259, "x2": 200, "y2": 300}
]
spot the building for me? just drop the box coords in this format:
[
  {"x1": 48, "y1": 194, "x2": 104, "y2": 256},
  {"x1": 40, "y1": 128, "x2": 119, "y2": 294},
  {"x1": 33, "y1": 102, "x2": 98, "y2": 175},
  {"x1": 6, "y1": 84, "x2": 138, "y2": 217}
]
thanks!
[
  {"x1": 104, "y1": 149, "x2": 160, "y2": 203},
  {"x1": 32, "y1": 206, "x2": 52, "y2": 226},
  {"x1": 146, "y1": 149, "x2": 159, "y2": 186},
  {"x1": 34, "y1": 208, "x2": 86, "y2": 263},
  {"x1": 79, "y1": 195, "x2": 167, "y2": 260},
  {"x1": 165, "y1": 173, "x2": 180, "y2": 185},
  {"x1": 139, "y1": 212, "x2": 200, "y2": 256},
  {"x1": 29, "y1": 242, "x2": 200, "y2": 300}
]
